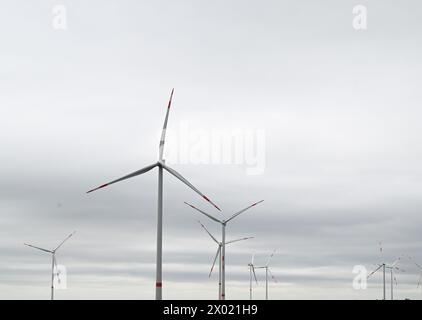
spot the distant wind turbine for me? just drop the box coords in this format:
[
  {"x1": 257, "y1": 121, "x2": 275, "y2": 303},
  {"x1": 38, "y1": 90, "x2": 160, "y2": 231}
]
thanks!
[
  {"x1": 197, "y1": 221, "x2": 253, "y2": 299},
  {"x1": 87, "y1": 90, "x2": 220, "y2": 300},
  {"x1": 248, "y1": 253, "x2": 258, "y2": 300},
  {"x1": 367, "y1": 243, "x2": 404, "y2": 300},
  {"x1": 407, "y1": 256, "x2": 422, "y2": 300},
  {"x1": 255, "y1": 250, "x2": 278, "y2": 300},
  {"x1": 185, "y1": 200, "x2": 263, "y2": 300},
  {"x1": 24, "y1": 231, "x2": 76, "y2": 300}
]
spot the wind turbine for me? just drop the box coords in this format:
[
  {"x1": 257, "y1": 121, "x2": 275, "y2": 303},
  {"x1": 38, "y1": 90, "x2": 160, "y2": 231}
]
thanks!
[
  {"x1": 417, "y1": 267, "x2": 422, "y2": 300},
  {"x1": 197, "y1": 221, "x2": 253, "y2": 299},
  {"x1": 184, "y1": 200, "x2": 264, "y2": 300},
  {"x1": 254, "y1": 250, "x2": 278, "y2": 300},
  {"x1": 407, "y1": 256, "x2": 422, "y2": 300},
  {"x1": 247, "y1": 254, "x2": 258, "y2": 300},
  {"x1": 86, "y1": 89, "x2": 220, "y2": 300},
  {"x1": 367, "y1": 243, "x2": 403, "y2": 300},
  {"x1": 24, "y1": 231, "x2": 76, "y2": 300}
]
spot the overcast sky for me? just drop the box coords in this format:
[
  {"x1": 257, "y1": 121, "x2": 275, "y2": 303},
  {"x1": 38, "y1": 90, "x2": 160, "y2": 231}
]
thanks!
[{"x1": 1, "y1": 0, "x2": 422, "y2": 300}]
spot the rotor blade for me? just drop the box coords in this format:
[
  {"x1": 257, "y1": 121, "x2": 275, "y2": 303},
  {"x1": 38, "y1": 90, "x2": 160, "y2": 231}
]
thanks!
[
  {"x1": 54, "y1": 231, "x2": 76, "y2": 252},
  {"x1": 24, "y1": 243, "x2": 52, "y2": 253},
  {"x1": 407, "y1": 255, "x2": 422, "y2": 270},
  {"x1": 226, "y1": 200, "x2": 264, "y2": 223},
  {"x1": 162, "y1": 163, "x2": 221, "y2": 211},
  {"x1": 252, "y1": 265, "x2": 258, "y2": 284},
  {"x1": 410, "y1": 257, "x2": 422, "y2": 270},
  {"x1": 209, "y1": 246, "x2": 221, "y2": 278},
  {"x1": 184, "y1": 202, "x2": 222, "y2": 224},
  {"x1": 251, "y1": 253, "x2": 255, "y2": 265},
  {"x1": 265, "y1": 250, "x2": 276, "y2": 267},
  {"x1": 197, "y1": 221, "x2": 219, "y2": 244},
  {"x1": 268, "y1": 268, "x2": 278, "y2": 283},
  {"x1": 87, "y1": 163, "x2": 158, "y2": 193},
  {"x1": 391, "y1": 257, "x2": 402, "y2": 267},
  {"x1": 226, "y1": 237, "x2": 254, "y2": 245},
  {"x1": 417, "y1": 273, "x2": 422, "y2": 288},
  {"x1": 367, "y1": 264, "x2": 383, "y2": 279},
  {"x1": 159, "y1": 89, "x2": 174, "y2": 160}
]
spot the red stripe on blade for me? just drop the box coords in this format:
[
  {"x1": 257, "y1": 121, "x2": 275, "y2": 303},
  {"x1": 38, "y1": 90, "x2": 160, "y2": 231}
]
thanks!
[
  {"x1": 86, "y1": 184, "x2": 109, "y2": 193},
  {"x1": 203, "y1": 196, "x2": 221, "y2": 211},
  {"x1": 156, "y1": 282, "x2": 162, "y2": 288},
  {"x1": 252, "y1": 200, "x2": 264, "y2": 206},
  {"x1": 167, "y1": 89, "x2": 174, "y2": 108}
]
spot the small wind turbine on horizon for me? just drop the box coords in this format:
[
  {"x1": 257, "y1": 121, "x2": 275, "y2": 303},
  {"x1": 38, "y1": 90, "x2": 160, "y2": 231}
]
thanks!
[
  {"x1": 407, "y1": 255, "x2": 422, "y2": 300},
  {"x1": 24, "y1": 231, "x2": 76, "y2": 300},
  {"x1": 184, "y1": 200, "x2": 264, "y2": 300},
  {"x1": 248, "y1": 253, "x2": 258, "y2": 300},
  {"x1": 86, "y1": 89, "x2": 220, "y2": 300},
  {"x1": 367, "y1": 243, "x2": 404, "y2": 300},
  {"x1": 197, "y1": 220, "x2": 253, "y2": 299},
  {"x1": 254, "y1": 250, "x2": 278, "y2": 300}
]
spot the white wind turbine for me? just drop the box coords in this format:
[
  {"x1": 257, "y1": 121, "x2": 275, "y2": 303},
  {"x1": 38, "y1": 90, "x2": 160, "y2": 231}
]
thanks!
[
  {"x1": 254, "y1": 250, "x2": 278, "y2": 300},
  {"x1": 407, "y1": 256, "x2": 422, "y2": 300},
  {"x1": 367, "y1": 243, "x2": 404, "y2": 300},
  {"x1": 184, "y1": 200, "x2": 263, "y2": 300},
  {"x1": 24, "y1": 231, "x2": 76, "y2": 300},
  {"x1": 247, "y1": 254, "x2": 258, "y2": 300},
  {"x1": 86, "y1": 89, "x2": 220, "y2": 300},
  {"x1": 197, "y1": 221, "x2": 253, "y2": 299},
  {"x1": 417, "y1": 265, "x2": 422, "y2": 300}
]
